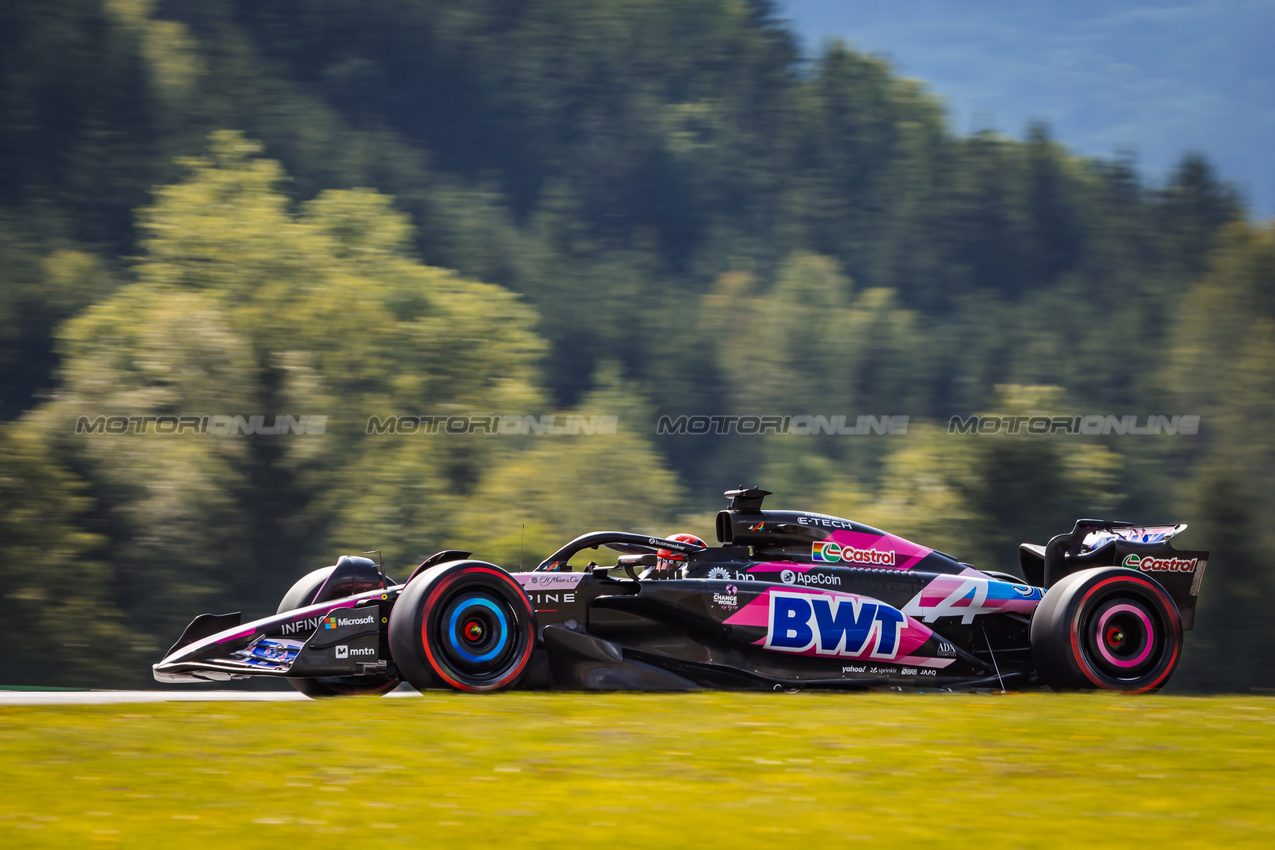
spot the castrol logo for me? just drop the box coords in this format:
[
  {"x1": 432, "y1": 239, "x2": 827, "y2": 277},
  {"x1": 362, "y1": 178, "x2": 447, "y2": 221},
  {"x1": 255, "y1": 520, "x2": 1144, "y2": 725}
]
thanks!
[{"x1": 1123, "y1": 554, "x2": 1197, "y2": 573}]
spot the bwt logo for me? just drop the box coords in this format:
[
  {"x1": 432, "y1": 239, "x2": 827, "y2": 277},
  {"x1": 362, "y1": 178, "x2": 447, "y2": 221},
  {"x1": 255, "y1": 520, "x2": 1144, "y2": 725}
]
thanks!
[{"x1": 764, "y1": 591, "x2": 906, "y2": 659}]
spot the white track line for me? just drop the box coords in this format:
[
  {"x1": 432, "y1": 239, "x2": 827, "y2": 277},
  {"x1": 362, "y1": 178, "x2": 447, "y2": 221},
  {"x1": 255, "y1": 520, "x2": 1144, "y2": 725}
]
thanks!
[{"x1": 0, "y1": 688, "x2": 422, "y2": 705}]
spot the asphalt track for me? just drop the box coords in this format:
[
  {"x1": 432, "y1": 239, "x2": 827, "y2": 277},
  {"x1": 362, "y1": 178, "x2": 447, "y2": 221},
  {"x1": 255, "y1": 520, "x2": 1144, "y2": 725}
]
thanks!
[{"x1": 0, "y1": 688, "x2": 422, "y2": 705}]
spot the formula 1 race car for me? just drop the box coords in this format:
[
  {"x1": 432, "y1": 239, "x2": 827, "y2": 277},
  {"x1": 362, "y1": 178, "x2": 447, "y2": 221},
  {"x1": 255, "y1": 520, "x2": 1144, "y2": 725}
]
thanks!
[{"x1": 154, "y1": 488, "x2": 1209, "y2": 695}]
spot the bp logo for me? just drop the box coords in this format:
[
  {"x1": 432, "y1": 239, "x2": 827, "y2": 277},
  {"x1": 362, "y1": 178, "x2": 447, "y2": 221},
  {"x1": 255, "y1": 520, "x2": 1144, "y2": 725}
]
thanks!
[
  {"x1": 781, "y1": 569, "x2": 796, "y2": 585},
  {"x1": 707, "y1": 567, "x2": 732, "y2": 580}
]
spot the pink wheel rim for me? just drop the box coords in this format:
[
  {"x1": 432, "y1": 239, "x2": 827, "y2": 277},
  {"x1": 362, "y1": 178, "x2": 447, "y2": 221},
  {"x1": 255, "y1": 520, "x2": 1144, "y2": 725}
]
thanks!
[{"x1": 1094, "y1": 603, "x2": 1154, "y2": 668}]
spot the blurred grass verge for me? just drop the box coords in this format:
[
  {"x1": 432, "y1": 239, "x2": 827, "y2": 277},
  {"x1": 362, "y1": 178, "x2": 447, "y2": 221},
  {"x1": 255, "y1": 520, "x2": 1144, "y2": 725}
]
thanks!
[{"x1": 1, "y1": 692, "x2": 1271, "y2": 848}]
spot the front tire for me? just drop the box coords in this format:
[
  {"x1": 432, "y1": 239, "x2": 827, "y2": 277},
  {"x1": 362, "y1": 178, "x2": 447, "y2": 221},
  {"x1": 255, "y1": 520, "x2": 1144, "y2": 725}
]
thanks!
[
  {"x1": 1030, "y1": 567, "x2": 1182, "y2": 693},
  {"x1": 277, "y1": 567, "x2": 399, "y2": 698},
  {"x1": 388, "y1": 562, "x2": 535, "y2": 692}
]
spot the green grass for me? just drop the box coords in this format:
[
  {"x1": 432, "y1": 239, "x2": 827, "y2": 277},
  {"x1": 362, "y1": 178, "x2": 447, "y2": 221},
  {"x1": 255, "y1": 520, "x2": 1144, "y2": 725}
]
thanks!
[{"x1": 1, "y1": 692, "x2": 1272, "y2": 848}]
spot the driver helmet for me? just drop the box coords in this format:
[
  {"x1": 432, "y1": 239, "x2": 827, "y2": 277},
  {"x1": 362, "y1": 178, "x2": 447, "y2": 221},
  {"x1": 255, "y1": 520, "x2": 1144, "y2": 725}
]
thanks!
[{"x1": 656, "y1": 533, "x2": 706, "y2": 576}]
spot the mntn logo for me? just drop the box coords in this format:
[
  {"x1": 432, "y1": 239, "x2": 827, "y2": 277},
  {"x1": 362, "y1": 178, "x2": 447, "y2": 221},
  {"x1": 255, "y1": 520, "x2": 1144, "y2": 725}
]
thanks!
[{"x1": 764, "y1": 591, "x2": 906, "y2": 659}]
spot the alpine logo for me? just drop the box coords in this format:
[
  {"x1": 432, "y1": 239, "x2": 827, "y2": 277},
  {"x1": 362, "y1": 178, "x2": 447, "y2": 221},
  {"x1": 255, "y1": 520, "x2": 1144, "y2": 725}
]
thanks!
[
  {"x1": 1123, "y1": 554, "x2": 1197, "y2": 573},
  {"x1": 812, "y1": 541, "x2": 896, "y2": 567},
  {"x1": 764, "y1": 590, "x2": 906, "y2": 659}
]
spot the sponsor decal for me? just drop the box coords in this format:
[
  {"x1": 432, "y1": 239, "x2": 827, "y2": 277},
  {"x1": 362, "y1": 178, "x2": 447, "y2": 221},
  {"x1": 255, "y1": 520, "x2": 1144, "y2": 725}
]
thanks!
[
  {"x1": 521, "y1": 573, "x2": 586, "y2": 589},
  {"x1": 764, "y1": 590, "x2": 906, "y2": 659},
  {"x1": 899, "y1": 666, "x2": 936, "y2": 677},
  {"x1": 712, "y1": 584, "x2": 739, "y2": 611},
  {"x1": 527, "y1": 591, "x2": 575, "y2": 607},
  {"x1": 799, "y1": 515, "x2": 854, "y2": 530},
  {"x1": 280, "y1": 615, "x2": 323, "y2": 636},
  {"x1": 779, "y1": 568, "x2": 841, "y2": 588},
  {"x1": 811, "y1": 541, "x2": 895, "y2": 567},
  {"x1": 649, "y1": 536, "x2": 699, "y2": 550},
  {"x1": 335, "y1": 645, "x2": 377, "y2": 660},
  {"x1": 841, "y1": 663, "x2": 918, "y2": 676},
  {"x1": 322, "y1": 612, "x2": 377, "y2": 630},
  {"x1": 705, "y1": 567, "x2": 759, "y2": 581},
  {"x1": 1123, "y1": 554, "x2": 1198, "y2": 573}
]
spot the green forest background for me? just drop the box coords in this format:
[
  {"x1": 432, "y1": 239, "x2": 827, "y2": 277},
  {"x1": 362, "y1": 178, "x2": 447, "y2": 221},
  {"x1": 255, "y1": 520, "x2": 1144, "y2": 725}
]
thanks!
[{"x1": 1, "y1": 0, "x2": 1271, "y2": 691}]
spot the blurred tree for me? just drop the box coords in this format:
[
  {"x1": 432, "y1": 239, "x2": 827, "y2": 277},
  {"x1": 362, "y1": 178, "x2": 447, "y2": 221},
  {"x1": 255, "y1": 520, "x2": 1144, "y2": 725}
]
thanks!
[
  {"x1": 0, "y1": 223, "x2": 118, "y2": 418},
  {"x1": 34, "y1": 132, "x2": 547, "y2": 650},
  {"x1": 0, "y1": 0, "x2": 1261, "y2": 689},
  {"x1": 1164, "y1": 221, "x2": 1275, "y2": 690},
  {"x1": 0, "y1": 422, "x2": 138, "y2": 685},
  {"x1": 821, "y1": 386, "x2": 1121, "y2": 572},
  {"x1": 448, "y1": 363, "x2": 684, "y2": 568}
]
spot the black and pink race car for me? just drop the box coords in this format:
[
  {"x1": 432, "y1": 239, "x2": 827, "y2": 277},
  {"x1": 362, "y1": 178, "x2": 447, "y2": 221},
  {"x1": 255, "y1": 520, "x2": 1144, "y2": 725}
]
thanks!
[{"x1": 154, "y1": 488, "x2": 1208, "y2": 695}]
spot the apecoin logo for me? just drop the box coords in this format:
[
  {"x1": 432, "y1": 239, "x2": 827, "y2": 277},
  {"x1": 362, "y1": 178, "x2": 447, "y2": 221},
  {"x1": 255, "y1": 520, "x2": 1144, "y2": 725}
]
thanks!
[{"x1": 780, "y1": 569, "x2": 841, "y2": 587}]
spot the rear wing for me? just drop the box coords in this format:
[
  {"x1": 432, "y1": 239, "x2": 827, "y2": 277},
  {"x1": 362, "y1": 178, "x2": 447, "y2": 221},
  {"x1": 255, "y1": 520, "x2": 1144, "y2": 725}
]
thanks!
[{"x1": 1019, "y1": 519, "x2": 1208, "y2": 630}]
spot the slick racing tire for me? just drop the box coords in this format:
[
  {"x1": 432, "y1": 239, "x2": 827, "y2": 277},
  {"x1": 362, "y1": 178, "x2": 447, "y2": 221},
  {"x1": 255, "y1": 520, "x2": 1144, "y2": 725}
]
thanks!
[
  {"x1": 276, "y1": 568, "x2": 399, "y2": 699},
  {"x1": 388, "y1": 562, "x2": 535, "y2": 693},
  {"x1": 1030, "y1": 567, "x2": 1182, "y2": 693}
]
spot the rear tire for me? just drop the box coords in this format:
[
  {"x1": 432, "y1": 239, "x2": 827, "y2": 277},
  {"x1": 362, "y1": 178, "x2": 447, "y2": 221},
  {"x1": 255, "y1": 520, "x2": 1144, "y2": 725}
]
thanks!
[
  {"x1": 277, "y1": 567, "x2": 399, "y2": 698},
  {"x1": 388, "y1": 562, "x2": 535, "y2": 692},
  {"x1": 1030, "y1": 567, "x2": 1182, "y2": 693}
]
